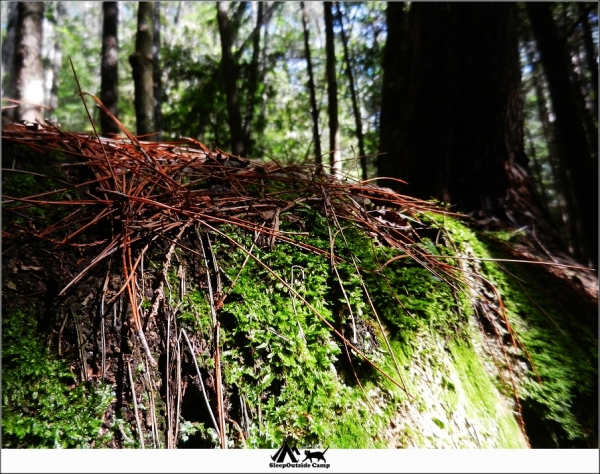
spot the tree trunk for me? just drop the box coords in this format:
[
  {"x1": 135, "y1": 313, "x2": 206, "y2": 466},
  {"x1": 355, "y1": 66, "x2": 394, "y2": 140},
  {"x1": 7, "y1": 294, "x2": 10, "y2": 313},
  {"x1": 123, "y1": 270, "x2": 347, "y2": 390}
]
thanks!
[
  {"x1": 153, "y1": 2, "x2": 163, "y2": 141},
  {"x1": 129, "y1": 2, "x2": 155, "y2": 139},
  {"x1": 1, "y1": 3, "x2": 19, "y2": 109},
  {"x1": 335, "y1": 2, "x2": 367, "y2": 180},
  {"x1": 378, "y1": 2, "x2": 407, "y2": 183},
  {"x1": 324, "y1": 2, "x2": 341, "y2": 177},
  {"x1": 8, "y1": 2, "x2": 45, "y2": 123},
  {"x1": 242, "y1": 1, "x2": 263, "y2": 157},
  {"x1": 217, "y1": 1, "x2": 244, "y2": 157},
  {"x1": 300, "y1": 1, "x2": 322, "y2": 166},
  {"x1": 101, "y1": 2, "x2": 119, "y2": 136},
  {"x1": 526, "y1": 2, "x2": 598, "y2": 267},
  {"x1": 526, "y1": 44, "x2": 577, "y2": 255},
  {"x1": 566, "y1": 38, "x2": 598, "y2": 163},
  {"x1": 524, "y1": 36, "x2": 570, "y2": 242},
  {"x1": 389, "y1": 3, "x2": 553, "y2": 239}
]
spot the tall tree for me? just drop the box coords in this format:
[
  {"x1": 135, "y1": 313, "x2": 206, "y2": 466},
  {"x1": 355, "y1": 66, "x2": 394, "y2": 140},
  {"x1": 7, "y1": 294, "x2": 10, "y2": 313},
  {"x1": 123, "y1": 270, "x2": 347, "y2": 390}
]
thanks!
[
  {"x1": 153, "y1": 2, "x2": 163, "y2": 141},
  {"x1": 382, "y1": 3, "x2": 553, "y2": 241},
  {"x1": 525, "y1": 43, "x2": 578, "y2": 254},
  {"x1": 378, "y1": 2, "x2": 407, "y2": 183},
  {"x1": 300, "y1": 1, "x2": 322, "y2": 166},
  {"x1": 2, "y1": 2, "x2": 19, "y2": 110},
  {"x1": 129, "y1": 2, "x2": 155, "y2": 138},
  {"x1": 7, "y1": 2, "x2": 45, "y2": 122},
  {"x1": 217, "y1": 1, "x2": 245, "y2": 156},
  {"x1": 335, "y1": 2, "x2": 366, "y2": 180},
  {"x1": 526, "y1": 2, "x2": 598, "y2": 267},
  {"x1": 101, "y1": 2, "x2": 119, "y2": 136},
  {"x1": 242, "y1": 1, "x2": 263, "y2": 156},
  {"x1": 324, "y1": 2, "x2": 341, "y2": 176}
]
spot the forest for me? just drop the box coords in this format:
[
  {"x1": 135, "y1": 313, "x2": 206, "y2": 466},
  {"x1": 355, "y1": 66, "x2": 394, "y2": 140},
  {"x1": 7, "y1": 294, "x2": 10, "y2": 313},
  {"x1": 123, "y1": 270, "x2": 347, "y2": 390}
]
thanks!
[{"x1": 1, "y1": 1, "x2": 598, "y2": 457}]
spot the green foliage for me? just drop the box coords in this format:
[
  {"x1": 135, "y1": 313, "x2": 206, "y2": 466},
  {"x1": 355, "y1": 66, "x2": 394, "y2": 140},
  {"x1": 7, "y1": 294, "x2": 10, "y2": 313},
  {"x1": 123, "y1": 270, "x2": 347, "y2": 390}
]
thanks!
[
  {"x1": 51, "y1": 3, "x2": 103, "y2": 131},
  {"x1": 161, "y1": 47, "x2": 229, "y2": 143},
  {"x1": 2, "y1": 308, "x2": 113, "y2": 448}
]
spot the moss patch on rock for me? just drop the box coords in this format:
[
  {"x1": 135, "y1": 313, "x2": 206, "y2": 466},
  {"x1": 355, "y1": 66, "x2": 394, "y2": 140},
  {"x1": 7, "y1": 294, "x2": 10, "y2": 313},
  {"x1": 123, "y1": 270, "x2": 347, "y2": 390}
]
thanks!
[{"x1": 2, "y1": 134, "x2": 596, "y2": 449}]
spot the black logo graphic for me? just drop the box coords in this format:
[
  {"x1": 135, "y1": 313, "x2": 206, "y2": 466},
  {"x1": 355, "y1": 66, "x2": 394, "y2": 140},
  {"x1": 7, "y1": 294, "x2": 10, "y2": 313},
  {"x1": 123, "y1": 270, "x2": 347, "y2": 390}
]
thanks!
[
  {"x1": 269, "y1": 441, "x2": 330, "y2": 469},
  {"x1": 271, "y1": 441, "x2": 301, "y2": 463},
  {"x1": 302, "y1": 448, "x2": 328, "y2": 463}
]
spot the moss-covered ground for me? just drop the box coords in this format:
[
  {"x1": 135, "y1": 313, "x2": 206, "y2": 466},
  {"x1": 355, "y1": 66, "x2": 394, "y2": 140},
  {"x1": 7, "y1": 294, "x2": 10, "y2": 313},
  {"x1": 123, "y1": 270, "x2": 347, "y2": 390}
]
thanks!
[{"x1": 2, "y1": 164, "x2": 596, "y2": 448}]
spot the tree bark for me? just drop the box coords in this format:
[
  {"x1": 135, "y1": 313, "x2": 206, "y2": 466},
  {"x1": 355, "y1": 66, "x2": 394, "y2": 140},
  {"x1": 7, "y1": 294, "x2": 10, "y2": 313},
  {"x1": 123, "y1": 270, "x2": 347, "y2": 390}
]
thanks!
[
  {"x1": 324, "y1": 2, "x2": 341, "y2": 176},
  {"x1": 8, "y1": 2, "x2": 45, "y2": 123},
  {"x1": 388, "y1": 3, "x2": 553, "y2": 242},
  {"x1": 101, "y1": 2, "x2": 119, "y2": 136},
  {"x1": 301, "y1": 1, "x2": 322, "y2": 166},
  {"x1": 129, "y1": 2, "x2": 155, "y2": 139},
  {"x1": 217, "y1": 1, "x2": 244, "y2": 156},
  {"x1": 335, "y1": 2, "x2": 366, "y2": 180},
  {"x1": 378, "y1": 2, "x2": 407, "y2": 183},
  {"x1": 526, "y1": 2, "x2": 598, "y2": 267}
]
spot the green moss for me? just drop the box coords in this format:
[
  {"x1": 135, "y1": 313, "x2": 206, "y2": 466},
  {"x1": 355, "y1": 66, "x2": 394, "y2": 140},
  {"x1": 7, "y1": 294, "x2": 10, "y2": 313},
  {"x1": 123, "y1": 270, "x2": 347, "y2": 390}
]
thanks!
[
  {"x1": 4, "y1": 191, "x2": 594, "y2": 448},
  {"x1": 2, "y1": 308, "x2": 113, "y2": 448},
  {"x1": 449, "y1": 341, "x2": 525, "y2": 448},
  {"x1": 426, "y1": 213, "x2": 598, "y2": 447}
]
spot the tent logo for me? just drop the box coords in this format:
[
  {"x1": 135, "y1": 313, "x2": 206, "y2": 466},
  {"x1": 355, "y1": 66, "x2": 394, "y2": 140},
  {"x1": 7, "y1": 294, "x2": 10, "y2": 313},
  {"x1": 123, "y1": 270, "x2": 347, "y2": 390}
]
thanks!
[
  {"x1": 269, "y1": 441, "x2": 330, "y2": 469},
  {"x1": 271, "y1": 441, "x2": 301, "y2": 463}
]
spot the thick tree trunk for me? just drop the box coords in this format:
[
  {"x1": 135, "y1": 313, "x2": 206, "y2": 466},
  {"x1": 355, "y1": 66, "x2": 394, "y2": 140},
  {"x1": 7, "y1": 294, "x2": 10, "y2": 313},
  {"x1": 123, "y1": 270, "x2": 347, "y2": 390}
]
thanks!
[
  {"x1": 389, "y1": 3, "x2": 552, "y2": 239},
  {"x1": 336, "y1": 2, "x2": 367, "y2": 180},
  {"x1": 217, "y1": 2, "x2": 244, "y2": 157},
  {"x1": 129, "y1": 2, "x2": 155, "y2": 139},
  {"x1": 101, "y1": 2, "x2": 119, "y2": 136},
  {"x1": 378, "y1": 2, "x2": 407, "y2": 183},
  {"x1": 526, "y1": 2, "x2": 598, "y2": 267},
  {"x1": 324, "y1": 2, "x2": 341, "y2": 177},
  {"x1": 9, "y1": 2, "x2": 45, "y2": 123},
  {"x1": 300, "y1": 1, "x2": 322, "y2": 166}
]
